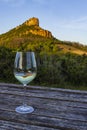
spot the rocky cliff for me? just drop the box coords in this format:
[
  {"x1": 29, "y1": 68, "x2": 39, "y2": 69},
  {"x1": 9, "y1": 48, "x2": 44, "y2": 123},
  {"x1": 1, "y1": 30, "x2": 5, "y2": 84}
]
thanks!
[
  {"x1": 25, "y1": 17, "x2": 39, "y2": 26},
  {"x1": 24, "y1": 17, "x2": 53, "y2": 38}
]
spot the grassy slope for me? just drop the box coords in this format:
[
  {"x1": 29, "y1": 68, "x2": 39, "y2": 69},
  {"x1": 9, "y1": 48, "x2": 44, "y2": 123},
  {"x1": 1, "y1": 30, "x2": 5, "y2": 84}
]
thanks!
[{"x1": 0, "y1": 22, "x2": 87, "y2": 55}]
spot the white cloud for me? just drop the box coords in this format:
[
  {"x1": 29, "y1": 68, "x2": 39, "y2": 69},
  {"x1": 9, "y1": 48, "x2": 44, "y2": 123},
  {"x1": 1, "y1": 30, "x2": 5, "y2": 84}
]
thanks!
[{"x1": 60, "y1": 16, "x2": 87, "y2": 30}]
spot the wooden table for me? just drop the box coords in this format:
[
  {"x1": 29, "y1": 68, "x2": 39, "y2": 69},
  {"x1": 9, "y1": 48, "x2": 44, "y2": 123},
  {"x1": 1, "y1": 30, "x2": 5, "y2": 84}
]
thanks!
[{"x1": 0, "y1": 83, "x2": 87, "y2": 130}]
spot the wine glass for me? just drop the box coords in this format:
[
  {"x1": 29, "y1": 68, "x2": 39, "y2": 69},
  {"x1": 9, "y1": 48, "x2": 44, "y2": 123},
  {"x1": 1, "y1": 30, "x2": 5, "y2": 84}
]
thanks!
[{"x1": 14, "y1": 51, "x2": 37, "y2": 114}]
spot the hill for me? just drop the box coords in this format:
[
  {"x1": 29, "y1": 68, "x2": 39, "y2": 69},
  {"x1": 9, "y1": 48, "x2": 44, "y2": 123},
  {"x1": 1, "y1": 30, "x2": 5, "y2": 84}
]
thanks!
[
  {"x1": 0, "y1": 17, "x2": 87, "y2": 89},
  {"x1": 0, "y1": 17, "x2": 87, "y2": 55}
]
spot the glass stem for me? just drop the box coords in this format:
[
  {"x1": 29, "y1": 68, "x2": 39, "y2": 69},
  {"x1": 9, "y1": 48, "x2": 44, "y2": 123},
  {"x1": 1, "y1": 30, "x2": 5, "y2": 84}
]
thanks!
[{"x1": 23, "y1": 84, "x2": 27, "y2": 107}]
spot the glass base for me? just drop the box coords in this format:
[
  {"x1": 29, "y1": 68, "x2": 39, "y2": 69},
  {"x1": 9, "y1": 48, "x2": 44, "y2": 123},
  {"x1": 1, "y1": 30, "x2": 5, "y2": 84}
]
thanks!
[{"x1": 15, "y1": 105, "x2": 34, "y2": 114}]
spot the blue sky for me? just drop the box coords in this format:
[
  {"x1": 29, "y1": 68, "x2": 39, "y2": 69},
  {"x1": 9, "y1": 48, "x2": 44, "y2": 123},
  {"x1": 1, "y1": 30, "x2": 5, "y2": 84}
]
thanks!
[{"x1": 0, "y1": 0, "x2": 87, "y2": 45}]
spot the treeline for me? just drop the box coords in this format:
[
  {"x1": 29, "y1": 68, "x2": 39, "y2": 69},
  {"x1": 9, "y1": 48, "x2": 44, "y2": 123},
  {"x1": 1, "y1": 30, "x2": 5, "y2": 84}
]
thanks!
[
  {"x1": 0, "y1": 46, "x2": 87, "y2": 90},
  {"x1": 62, "y1": 41, "x2": 87, "y2": 51},
  {"x1": 0, "y1": 47, "x2": 16, "y2": 83},
  {"x1": 36, "y1": 53, "x2": 87, "y2": 88},
  {"x1": 0, "y1": 22, "x2": 87, "y2": 54}
]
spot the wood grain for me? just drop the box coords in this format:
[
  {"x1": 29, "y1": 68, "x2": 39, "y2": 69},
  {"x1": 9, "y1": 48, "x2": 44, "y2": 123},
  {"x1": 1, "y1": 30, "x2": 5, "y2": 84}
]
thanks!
[{"x1": 0, "y1": 83, "x2": 87, "y2": 130}]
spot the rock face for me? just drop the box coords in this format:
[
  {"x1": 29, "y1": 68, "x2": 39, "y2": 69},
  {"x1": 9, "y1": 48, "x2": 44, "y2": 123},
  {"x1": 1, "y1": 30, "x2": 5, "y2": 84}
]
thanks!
[
  {"x1": 24, "y1": 17, "x2": 53, "y2": 38},
  {"x1": 25, "y1": 17, "x2": 39, "y2": 26}
]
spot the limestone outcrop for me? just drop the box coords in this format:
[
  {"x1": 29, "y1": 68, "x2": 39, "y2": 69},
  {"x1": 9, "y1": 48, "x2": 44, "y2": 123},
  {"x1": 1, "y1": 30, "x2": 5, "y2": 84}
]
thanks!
[
  {"x1": 25, "y1": 17, "x2": 39, "y2": 26},
  {"x1": 24, "y1": 17, "x2": 53, "y2": 38}
]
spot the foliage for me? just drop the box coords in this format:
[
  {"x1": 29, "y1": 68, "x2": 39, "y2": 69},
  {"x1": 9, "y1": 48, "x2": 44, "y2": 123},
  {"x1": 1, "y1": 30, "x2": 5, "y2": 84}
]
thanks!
[
  {"x1": 35, "y1": 53, "x2": 87, "y2": 88},
  {"x1": 0, "y1": 21, "x2": 87, "y2": 90},
  {"x1": 1, "y1": 47, "x2": 87, "y2": 90},
  {"x1": 0, "y1": 23, "x2": 87, "y2": 55},
  {"x1": 0, "y1": 47, "x2": 16, "y2": 83}
]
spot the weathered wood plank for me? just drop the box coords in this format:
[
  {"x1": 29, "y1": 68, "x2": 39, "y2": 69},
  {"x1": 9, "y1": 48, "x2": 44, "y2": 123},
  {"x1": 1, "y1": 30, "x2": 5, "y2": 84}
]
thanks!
[
  {"x1": 1, "y1": 109, "x2": 87, "y2": 130},
  {"x1": 0, "y1": 120, "x2": 59, "y2": 130},
  {"x1": 0, "y1": 89, "x2": 87, "y2": 116},
  {"x1": 0, "y1": 95, "x2": 87, "y2": 129},
  {"x1": 1, "y1": 102, "x2": 87, "y2": 129},
  {"x1": 0, "y1": 83, "x2": 87, "y2": 130},
  {"x1": 1, "y1": 83, "x2": 87, "y2": 103},
  {"x1": 0, "y1": 83, "x2": 87, "y2": 93},
  {"x1": 1, "y1": 93, "x2": 87, "y2": 120}
]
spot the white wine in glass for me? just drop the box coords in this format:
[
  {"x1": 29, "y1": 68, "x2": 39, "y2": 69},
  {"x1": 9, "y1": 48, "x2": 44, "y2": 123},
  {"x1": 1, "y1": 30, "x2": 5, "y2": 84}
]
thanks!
[{"x1": 14, "y1": 51, "x2": 37, "y2": 114}]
